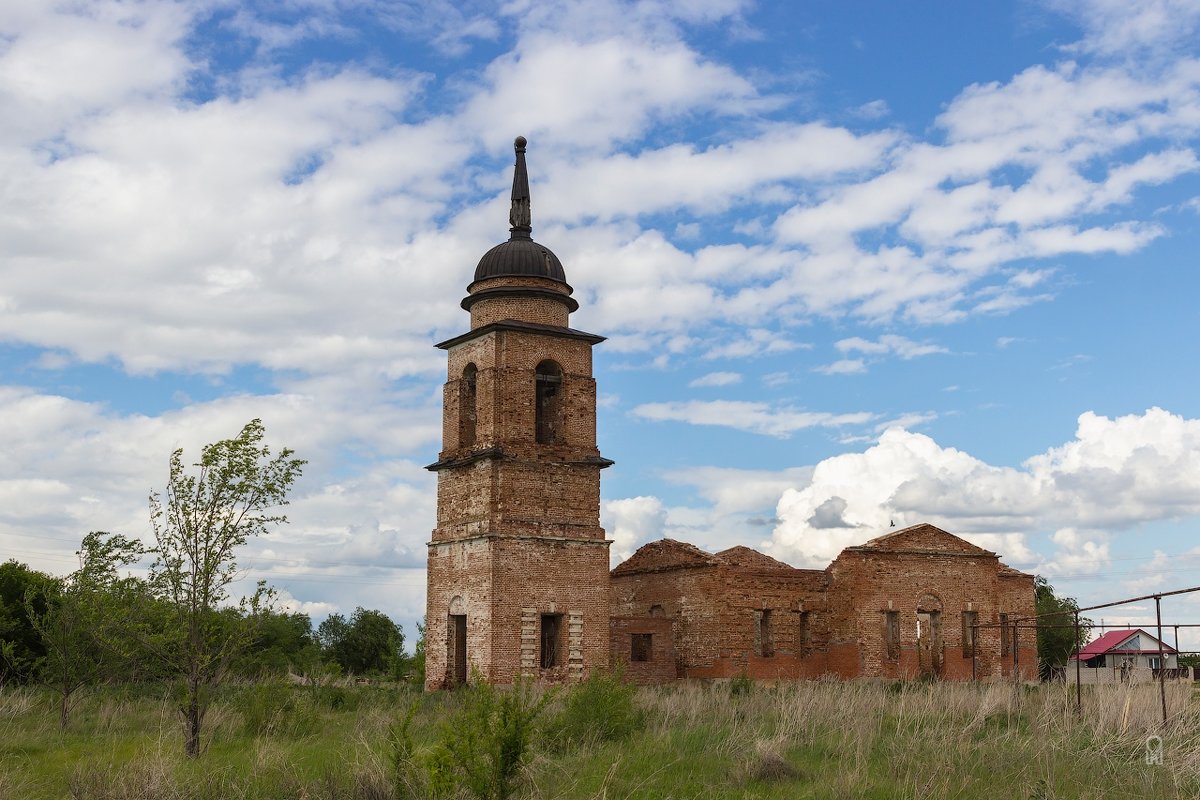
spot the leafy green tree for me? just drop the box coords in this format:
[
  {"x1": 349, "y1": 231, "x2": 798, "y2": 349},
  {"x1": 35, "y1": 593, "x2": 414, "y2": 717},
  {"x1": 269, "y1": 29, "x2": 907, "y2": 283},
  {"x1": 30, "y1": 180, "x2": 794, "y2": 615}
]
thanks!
[
  {"x1": 325, "y1": 607, "x2": 404, "y2": 676},
  {"x1": 1035, "y1": 575, "x2": 1091, "y2": 680},
  {"x1": 0, "y1": 560, "x2": 53, "y2": 686},
  {"x1": 147, "y1": 418, "x2": 305, "y2": 757},
  {"x1": 317, "y1": 612, "x2": 349, "y2": 652},
  {"x1": 234, "y1": 609, "x2": 319, "y2": 677},
  {"x1": 25, "y1": 531, "x2": 145, "y2": 727}
]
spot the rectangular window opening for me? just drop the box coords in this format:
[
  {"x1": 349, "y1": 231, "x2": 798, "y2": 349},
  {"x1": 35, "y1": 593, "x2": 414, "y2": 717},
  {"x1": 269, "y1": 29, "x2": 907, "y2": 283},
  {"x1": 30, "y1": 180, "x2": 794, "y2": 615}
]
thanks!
[
  {"x1": 631, "y1": 633, "x2": 652, "y2": 662},
  {"x1": 885, "y1": 611, "x2": 901, "y2": 660},
  {"x1": 1000, "y1": 613, "x2": 1011, "y2": 657},
  {"x1": 756, "y1": 609, "x2": 774, "y2": 657},
  {"x1": 962, "y1": 611, "x2": 978, "y2": 659},
  {"x1": 799, "y1": 611, "x2": 812, "y2": 656},
  {"x1": 540, "y1": 614, "x2": 561, "y2": 669}
]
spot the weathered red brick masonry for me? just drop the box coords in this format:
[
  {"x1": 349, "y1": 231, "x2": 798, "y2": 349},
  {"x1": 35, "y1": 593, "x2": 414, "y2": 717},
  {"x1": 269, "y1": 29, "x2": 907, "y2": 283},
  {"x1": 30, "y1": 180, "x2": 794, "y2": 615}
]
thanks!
[{"x1": 424, "y1": 139, "x2": 1036, "y2": 690}]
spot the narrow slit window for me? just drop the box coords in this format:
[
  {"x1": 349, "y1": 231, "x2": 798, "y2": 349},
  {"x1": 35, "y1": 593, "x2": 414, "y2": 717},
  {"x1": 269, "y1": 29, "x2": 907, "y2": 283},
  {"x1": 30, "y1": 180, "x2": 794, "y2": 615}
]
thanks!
[
  {"x1": 631, "y1": 633, "x2": 652, "y2": 662},
  {"x1": 535, "y1": 361, "x2": 563, "y2": 444},
  {"x1": 799, "y1": 611, "x2": 812, "y2": 655},
  {"x1": 1000, "y1": 613, "x2": 1010, "y2": 657},
  {"x1": 540, "y1": 613, "x2": 561, "y2": 669},
  {"x1": 459, "y1": 364, "x2": 477, "y2": 446}
]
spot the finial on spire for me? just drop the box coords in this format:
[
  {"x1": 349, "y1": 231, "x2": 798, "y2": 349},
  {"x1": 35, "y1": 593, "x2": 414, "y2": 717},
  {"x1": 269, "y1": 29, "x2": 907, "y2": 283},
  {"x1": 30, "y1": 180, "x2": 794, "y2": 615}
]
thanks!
[{"x1": 509, "y1": 135, "x2": 531, "y2": 239}]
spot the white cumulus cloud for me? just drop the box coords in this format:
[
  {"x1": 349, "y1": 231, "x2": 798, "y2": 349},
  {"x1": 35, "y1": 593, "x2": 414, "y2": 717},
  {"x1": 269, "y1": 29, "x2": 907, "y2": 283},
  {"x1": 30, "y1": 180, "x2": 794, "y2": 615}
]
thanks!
[
  {"x1": 770, "y1": 408, "x2": 1200, "y2": 569},
  {"x1": 632, "y1": 400, "x2": 874, "y2": 438},
  {"x1": 688, "y1": 371, "x2": 742, "y2": 388},
  {"x1": 603, "y1": 495, "x2": 667, "y2": 564}
]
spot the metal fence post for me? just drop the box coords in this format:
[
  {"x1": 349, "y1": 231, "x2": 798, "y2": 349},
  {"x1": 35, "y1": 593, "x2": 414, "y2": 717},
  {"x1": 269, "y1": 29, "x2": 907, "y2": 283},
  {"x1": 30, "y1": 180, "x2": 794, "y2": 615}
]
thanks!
[
  {"x1": 1013, "y1": 621, "x2": 1020, "y2": 684},
  {"x1": 1155, "y1": 595, "x2": 1167, "y2": 727},
  {"x1": 1080, "y1": 609, "x2": 1089, "y2": 714}
]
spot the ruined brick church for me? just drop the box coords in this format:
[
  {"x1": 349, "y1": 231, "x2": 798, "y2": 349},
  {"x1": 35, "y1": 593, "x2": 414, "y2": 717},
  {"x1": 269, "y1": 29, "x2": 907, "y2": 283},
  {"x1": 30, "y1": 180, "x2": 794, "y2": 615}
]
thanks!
[{"x1": 424, "y1": 138, "x2": 1036, "y2": 690}]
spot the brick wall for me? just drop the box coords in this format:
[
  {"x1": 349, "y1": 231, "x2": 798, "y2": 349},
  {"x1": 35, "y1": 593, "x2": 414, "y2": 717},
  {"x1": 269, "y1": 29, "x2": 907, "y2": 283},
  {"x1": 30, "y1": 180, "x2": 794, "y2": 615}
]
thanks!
[
  {"x1": 609, "y1": 617, "x2": 677, "y2": 684},
  {"x1": 426, "y1": 269, "x2": 611, "y2": 690},
  {"x1": 471, "y1": 295, "x2": 569, "y2": 328},
  {"x1": 490, "y1": 536, "x2": 611, "y2": 685},
  {"x1": 819, "y1": 525, "x2": 1038, "y2": 682},
  {"x1": 826, "y1": 548, "x2": 1010, "y2": 680},
  {"x1": 433, "y1": 460, "x2": 604, "y2": 543},
  {"x1": 612, "y1": 563, "x2": 723, "y2": 677},
  {"x1": 426, "y1": 536, "x2": 495, "y2": 689},
  {"x1": 609, "y1": 525, "x2": 1038, "y2": 683},
  {"x1": 610, "y1": 541, "x2": 832, "y2": 680},
  {"x1": 465, "y1": 275, "x2": 575, "y2": 331},
  {"x1": 440, "y1": 332, "x2": 596, "y2": 455},
  {"x1": 997, "y1": 572, "x2": 1039, "y2": 681}
]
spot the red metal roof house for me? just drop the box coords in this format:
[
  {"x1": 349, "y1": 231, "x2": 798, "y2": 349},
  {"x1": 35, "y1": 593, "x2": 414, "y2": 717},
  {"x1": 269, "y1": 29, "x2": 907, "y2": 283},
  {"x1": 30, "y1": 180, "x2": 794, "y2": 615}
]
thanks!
[{"x1": 1070, "y1": 628, "x2": 1178, "y2": 669}]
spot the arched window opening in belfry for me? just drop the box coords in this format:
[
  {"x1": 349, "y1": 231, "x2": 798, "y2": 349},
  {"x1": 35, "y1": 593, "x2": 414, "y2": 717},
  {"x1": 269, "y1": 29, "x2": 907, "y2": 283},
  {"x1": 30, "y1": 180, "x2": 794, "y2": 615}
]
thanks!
[
  {"x1": 535, "y1": 360, "x2": 563, "y2": 444},
  {"x1": 459, "y1": 364, "x2": 478, "y2": 447}
]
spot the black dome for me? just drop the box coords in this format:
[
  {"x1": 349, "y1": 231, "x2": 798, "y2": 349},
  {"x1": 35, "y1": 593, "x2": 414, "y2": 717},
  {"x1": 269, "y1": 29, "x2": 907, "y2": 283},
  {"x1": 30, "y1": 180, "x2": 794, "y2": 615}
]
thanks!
[
  {"x1": 469, "y1": 136, "x2": 570, "y2": 288},
  {"x1": 473, "y1": 237, "x2": 566, "y2": 284}
]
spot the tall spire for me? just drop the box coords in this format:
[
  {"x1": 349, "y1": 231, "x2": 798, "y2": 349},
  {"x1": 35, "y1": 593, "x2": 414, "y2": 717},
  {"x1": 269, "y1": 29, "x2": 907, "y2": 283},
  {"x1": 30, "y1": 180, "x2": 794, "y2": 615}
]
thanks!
[{"x1": 508, "y1": 135, "x2": 531, "y2": 240}]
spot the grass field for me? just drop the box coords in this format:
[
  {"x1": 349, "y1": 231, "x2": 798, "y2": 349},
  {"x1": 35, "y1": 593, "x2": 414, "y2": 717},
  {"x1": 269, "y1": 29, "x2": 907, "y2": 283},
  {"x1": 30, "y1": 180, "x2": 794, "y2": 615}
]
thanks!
[{"x1": 1, "y1": 678, "x2": 1197, "y2": 799}]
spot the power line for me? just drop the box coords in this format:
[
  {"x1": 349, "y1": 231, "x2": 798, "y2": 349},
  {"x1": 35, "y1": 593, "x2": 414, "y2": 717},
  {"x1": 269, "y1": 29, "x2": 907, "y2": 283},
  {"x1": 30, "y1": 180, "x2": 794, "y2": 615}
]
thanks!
[
  {"x1": 0, "y1": 542, "x2": 429, "y2": 573},
  {"x1": 0, "y1": 546, "x2": 427, "y2": 588}
]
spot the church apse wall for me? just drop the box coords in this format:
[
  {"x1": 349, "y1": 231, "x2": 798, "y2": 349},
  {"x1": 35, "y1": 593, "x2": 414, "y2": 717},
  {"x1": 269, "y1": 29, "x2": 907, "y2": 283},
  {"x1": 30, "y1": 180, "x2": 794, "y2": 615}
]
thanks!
[{"x1": 610, "y1": 524, "x2": 1036, "y2": 682}]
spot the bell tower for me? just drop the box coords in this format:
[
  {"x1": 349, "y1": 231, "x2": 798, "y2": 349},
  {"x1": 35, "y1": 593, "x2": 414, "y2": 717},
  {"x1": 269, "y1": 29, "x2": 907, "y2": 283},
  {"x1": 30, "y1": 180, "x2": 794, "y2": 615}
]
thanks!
[{"x1": 425, "y1": 137, "x2": 613, "y2": 689}]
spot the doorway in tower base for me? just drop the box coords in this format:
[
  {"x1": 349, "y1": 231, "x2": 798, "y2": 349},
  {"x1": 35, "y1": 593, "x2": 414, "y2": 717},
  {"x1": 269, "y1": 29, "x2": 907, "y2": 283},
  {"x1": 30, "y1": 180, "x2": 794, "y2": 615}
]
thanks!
[{"x1": 448, "y1": 614, "x2": 467, "y2": 687}]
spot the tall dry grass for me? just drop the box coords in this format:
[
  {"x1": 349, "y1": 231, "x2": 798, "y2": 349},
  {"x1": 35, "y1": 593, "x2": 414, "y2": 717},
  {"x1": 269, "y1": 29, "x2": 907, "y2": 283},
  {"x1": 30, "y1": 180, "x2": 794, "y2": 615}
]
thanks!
[
  {"x1": 5, "y1": 679, "x2": 1198, "y2": 799},
  {"x1": 632, "y1": 678, "x2": 1199, "y2": 798}
]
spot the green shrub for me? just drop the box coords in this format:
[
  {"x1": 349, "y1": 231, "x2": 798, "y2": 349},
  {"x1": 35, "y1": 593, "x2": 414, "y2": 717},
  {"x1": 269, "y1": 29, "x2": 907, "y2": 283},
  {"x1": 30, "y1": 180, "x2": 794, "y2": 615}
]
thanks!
[
  {"x1": 241, "y1": 681, "x2": 319, "y2": 738},
  {"x1": 387, "y1": 702, "x2": 425, "y2": 799},
  {"x1": 729, "y1": 673, "x2": 753, "y2": 696},
  {"x1": 422, "y1": 743, "x2": 459, "y2": 799},
  {"x1": 432, "y1": 677, "x2": 550, "y2": 800},
  {"x1": 543, "y1": 667, "x2": 643, "y2": 751},
  {"x1": 311, "y1": 684, "x2": 363, "y2": 712}
]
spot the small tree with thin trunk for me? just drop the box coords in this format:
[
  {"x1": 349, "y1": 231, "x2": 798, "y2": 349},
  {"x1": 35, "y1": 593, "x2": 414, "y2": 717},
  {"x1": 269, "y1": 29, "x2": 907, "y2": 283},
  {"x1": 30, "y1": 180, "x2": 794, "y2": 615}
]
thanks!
[
  {"x1": 25, "y1": 531, "x2": 144, "y2": 727},
  {"x1": 148, "y1": 418, "x2": 305, "y2": 758}
]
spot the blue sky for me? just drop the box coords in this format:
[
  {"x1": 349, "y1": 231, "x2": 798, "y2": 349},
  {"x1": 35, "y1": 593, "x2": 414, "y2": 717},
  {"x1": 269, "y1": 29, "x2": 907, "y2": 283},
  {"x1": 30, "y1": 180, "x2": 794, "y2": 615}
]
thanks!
[{"x1": 2, "y1": 0, "x2": 1200, "y2": 650}]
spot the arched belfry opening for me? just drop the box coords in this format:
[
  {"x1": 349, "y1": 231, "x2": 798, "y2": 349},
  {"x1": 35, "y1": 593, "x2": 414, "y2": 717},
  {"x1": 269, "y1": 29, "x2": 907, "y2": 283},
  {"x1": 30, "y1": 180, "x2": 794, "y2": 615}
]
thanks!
[
  {"x1": 535, "y1": 360, "x2": 563, "y2": 444},
  {"x1": 425, "y1": 135, "x2": 613, "y2": 690},
  {"x1": 459, "y1": 363, "x2": 477, "y2": 447}
]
